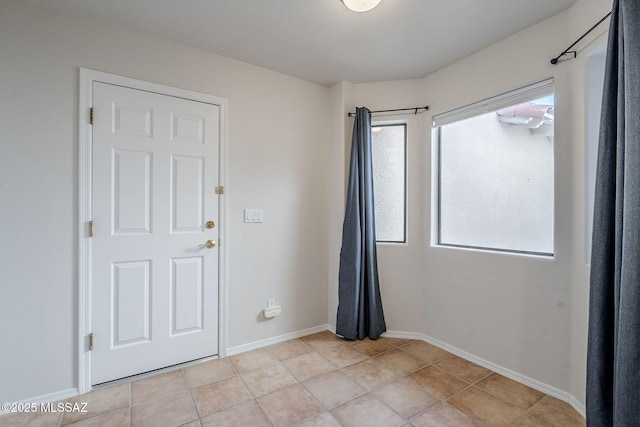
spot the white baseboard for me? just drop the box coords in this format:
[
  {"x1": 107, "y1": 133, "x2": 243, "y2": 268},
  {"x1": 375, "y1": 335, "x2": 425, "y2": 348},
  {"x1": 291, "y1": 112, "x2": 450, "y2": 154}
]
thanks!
[
  {"x1": 382, "y1": 330, "x2": 427, "y2": 341},
  {"x1": 327, "y1": 326, "x2": 426, "y2": 341},
  {"x1": 384, "y1": 330, "x2": 585, "y2": 418},
  {"x1": 568, "y1": 394, "x2": 586, "y2": 418},
  {"x1": 0, "y1": 388, "x2": 79, "y2": 416},
  {"x1": 226, "y1": 324, "x2": 330, "y2": 356}
]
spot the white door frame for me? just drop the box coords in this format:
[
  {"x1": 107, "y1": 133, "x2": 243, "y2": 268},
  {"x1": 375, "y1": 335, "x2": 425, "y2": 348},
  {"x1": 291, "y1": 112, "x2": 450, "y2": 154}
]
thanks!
[{"x1": 78, "y1": 68, "x2": 228, "y2": 393}]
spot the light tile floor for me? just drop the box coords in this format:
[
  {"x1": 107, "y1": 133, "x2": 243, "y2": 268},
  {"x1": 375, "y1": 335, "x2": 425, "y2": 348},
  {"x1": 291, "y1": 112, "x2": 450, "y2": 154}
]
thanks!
[{"x1": 0, "y1": 332, "x2": 586, "y2": 427}]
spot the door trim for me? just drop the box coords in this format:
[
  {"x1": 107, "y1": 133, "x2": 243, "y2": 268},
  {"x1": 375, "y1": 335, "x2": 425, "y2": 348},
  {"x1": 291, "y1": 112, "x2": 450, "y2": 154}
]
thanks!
[{"x1": 78, "y1": 68, "x2": 229, "y2": 393}]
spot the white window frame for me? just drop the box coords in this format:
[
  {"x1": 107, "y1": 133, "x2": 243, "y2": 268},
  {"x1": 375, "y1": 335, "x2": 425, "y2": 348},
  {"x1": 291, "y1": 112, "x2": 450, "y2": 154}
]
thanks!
[
  {"x1": 432, "y1": 78, "x2": 555, "y2": 257},
  {"x1": 372, "y1": 121, "x2": 408, "y2": 244}
]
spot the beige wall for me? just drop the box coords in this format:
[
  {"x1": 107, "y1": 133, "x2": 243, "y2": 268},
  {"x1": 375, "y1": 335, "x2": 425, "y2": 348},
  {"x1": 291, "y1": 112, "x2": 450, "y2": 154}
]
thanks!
[
  {"x1": 328, "y1": 0, "x2": 610, "y2": 411},
  {"x1": 0, "y1": 0, "x2": 330, "y2": 403},
  {"x1": 420, "y1": 10, "x2": 575, "y2": 393}
]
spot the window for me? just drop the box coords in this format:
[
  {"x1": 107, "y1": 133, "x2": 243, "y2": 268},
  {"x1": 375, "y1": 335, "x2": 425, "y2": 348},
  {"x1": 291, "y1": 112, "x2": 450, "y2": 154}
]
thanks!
[
  {"x1": 433, "y1": 79, "x2": 554, "y2": 256},
  {"x1": 372, "y1": 123, "x2": 406, "y2": 243},
  {"x1": 585, "y1": 45, "x2": 606, "y2": 262}
]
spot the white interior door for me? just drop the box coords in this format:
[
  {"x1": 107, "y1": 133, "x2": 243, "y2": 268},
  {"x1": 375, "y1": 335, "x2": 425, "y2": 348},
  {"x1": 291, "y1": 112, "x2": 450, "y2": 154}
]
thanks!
[{"x1": 91, "y1": 82, "x2": 220, "y2": 385}]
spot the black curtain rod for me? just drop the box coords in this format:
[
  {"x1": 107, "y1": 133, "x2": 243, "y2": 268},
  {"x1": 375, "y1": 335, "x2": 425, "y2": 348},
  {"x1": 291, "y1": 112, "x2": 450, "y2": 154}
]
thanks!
[
  {"x1": 347, "y1": 105, "x2": 429, "y2": 117},
  {"x1": 550, "y1": 11, "x2": 612, "y2": 64}
]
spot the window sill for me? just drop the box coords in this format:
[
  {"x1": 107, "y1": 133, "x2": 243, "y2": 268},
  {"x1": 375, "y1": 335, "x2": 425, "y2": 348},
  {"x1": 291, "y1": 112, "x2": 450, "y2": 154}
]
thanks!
[{"x1": 432, "y1": 243, "x2": 555, "y2": 260}]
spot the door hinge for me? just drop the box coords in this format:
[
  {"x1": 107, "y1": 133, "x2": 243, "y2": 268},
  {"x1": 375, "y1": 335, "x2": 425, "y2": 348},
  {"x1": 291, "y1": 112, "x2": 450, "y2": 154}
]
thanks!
[
  {"x1": 88, "y1": 333, "x2": 94, "y2": 351},
  {"x1": 215, "y1": 186, "x2": 224, "y2": 195},
  {"x1": 88, "y1": 220, "x2": 94, "y2": 237},
  {"x1": 89, "y1": 107, "x2": 95, "y2": 125}
]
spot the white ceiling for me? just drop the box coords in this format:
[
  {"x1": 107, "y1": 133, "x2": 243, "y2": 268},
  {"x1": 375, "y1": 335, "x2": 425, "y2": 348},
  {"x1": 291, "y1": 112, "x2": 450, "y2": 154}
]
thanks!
[{"x1": 32, "y1": 0, "x2": 577, "y2": 87}]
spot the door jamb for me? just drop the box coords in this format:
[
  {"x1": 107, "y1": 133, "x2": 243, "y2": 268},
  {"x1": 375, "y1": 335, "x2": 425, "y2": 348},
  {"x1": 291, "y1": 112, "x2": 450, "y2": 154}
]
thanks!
[{"x1": 78, "y1": 68, "x2": 229, "y2": 394}]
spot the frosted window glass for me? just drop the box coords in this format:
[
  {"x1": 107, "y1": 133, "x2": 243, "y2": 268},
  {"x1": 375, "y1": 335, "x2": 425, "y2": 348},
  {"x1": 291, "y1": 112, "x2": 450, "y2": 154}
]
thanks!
[
  {"x1": 438, "y1": 95, "x2": 554, "y2": 255},
  {"x1": 372, "y1": 124, "x2": 406, "y2": 242}
]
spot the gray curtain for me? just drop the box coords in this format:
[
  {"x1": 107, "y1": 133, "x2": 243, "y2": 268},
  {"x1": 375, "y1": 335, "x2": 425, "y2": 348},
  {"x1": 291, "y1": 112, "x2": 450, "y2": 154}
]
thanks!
[
  {"x1": 586, "y1": 1, "x2": 640, "y2": 425},
  {"x1": 336, "y1": 107, "x2": 387, "y2": 340}
]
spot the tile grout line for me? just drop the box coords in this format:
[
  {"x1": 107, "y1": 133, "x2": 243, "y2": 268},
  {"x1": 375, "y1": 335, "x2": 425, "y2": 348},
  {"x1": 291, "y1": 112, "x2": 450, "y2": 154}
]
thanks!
[
  {"x1": 316, "y1": 339, "x2": 440, "y2": 426},
  {"x1": 179, "y1": 367, "x2": 203, "y2": 427},
  {"x1": 400, "y1": 353, "x2": 495, "y2": 426},
  {"x1": 376, "y1": 349, "x2": 449, "y2": 425},
  {"x1": 510, "y1": 395, "x2": 561, "y2": 427},
  {"x1": 229, "y1": 349, "x2": 279, "y2": 426},
  {"x1": 287, "y1": 335, "x2": 408, "y2": 425},
  {"x1": 235, "y1": 356, "x2": 276, "y2": 419}
]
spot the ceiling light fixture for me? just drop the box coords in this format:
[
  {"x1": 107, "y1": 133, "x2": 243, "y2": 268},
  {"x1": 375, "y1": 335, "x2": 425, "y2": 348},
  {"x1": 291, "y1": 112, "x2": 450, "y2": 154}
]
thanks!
[{"x1": 341, "y1": 0, "x2": 381, "y2": 13}]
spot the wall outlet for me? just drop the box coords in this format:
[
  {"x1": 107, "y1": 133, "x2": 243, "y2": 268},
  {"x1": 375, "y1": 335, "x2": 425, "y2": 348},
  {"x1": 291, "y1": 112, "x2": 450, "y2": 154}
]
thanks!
[
  {"x1": 267, "y1": 299, "x2": 276, "y2": 308},
  {"x1": 264, "y1": 305, "x2": 281, "y2": 319}
]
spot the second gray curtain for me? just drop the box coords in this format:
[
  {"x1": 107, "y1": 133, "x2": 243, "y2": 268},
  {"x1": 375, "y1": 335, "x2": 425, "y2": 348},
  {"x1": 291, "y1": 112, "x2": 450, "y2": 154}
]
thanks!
[
  {"x1": 586, "y1": 0, "x2": 640, "y2": 425},
  {"x1": 336, "y1": 107, "x2": 387, "y2": 340}
]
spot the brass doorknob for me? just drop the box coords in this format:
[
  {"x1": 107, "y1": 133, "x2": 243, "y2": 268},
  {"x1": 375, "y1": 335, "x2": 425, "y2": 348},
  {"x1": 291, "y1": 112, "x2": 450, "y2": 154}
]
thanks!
[
  {"x1": 206, "y1": 220, "x2": 215, "y2": 229},
  {"x1": 199, "y1": 240, "x2": 216, "y2": 249}
]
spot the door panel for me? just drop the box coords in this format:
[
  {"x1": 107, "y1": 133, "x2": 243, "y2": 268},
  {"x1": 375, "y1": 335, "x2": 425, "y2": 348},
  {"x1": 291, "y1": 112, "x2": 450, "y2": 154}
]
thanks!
[
  {"x1": 113, "y1": 150, "x2": 152, "y2": 235},
  {"x1": 171, "y1": 256, "x2": 204, "y2": 335},
  {"x1": 91, "y1": 82, "x2": 219, "y2": 385},
  {"x1": 171, "y1": 155, "x2": 204, "y2": 233},
  {"x1": 112, "y1": 260, "x2": 151, "y2": 347},
  {"x1": 171, "y1": 112, "x2": 205, "y2": 144},
  {"x1": 113, "y1": 104, "x2": 152, "y2": 138}
]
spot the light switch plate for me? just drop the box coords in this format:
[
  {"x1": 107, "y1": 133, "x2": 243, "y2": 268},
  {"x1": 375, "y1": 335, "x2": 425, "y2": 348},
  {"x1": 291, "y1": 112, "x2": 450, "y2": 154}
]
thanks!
[{"x1": 244, "y1": 209, "x2": 264, "y2": 223}]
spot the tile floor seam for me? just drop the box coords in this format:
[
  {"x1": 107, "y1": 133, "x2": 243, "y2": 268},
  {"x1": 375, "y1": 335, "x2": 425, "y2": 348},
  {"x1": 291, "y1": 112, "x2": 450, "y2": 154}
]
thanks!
[
  {"x1": 123, "y1": 384, "x2": 138, "y2": 416},
  {"x1": 400, "y1": 393, "x2": 447, "y2": 426},
  {"x1": 337, "y1": 391, "x2": 406, "y2": 427},
  {"x1": 262, "y1": 404, "x2": 275, "y2": 427},
  {"x1": 404, "y1": 401, "x2": 449, "y2": 427},
  {"x1": 508, "y1": 411, "x2": 534, "y2": 427},
  {"x1": 301, "y1": 371, "x2": 369, "y2": 412},
  {"x1": 236, "y1": 364, "x2": 262, "y2": 401},
  {"x1": 381, "y1": 378, "x2": 441, "y2": 423},
  {"x1": 263, "y1": 343, "x2": 278, "y2": 362},
  {"x1": 516, "y1": 396, "x2": 563, "y2": 427},
  {"x1": 128, "y1": 381, "x2": 132, "y2": 418},
  {"x1": 252, "y1": 397, "x2": 274, "y2": 426},
  {"x1": 508, "y1": 409, "x2": 553, "y2": 427},
  {"x1": 345, "y1": 342, "x2": 393, "y2": 358},
  {"x1": 449, "y1": 384, "x2": 531, "y2": 427},
  {"x1": 432, "y1": 358, "x2": 488, "y2": 386},
  {"x1": 461, "y1": 406, "x2": 492, "y2": 427},
  {"x1": 475, "y1": 371, "x2": 494, "y2": 384},
  {"x1": 181, "y1": 365, "x2": 193, "y2": 389},
  {"x1": 420, "y1": 361, "x2": 461, "y2": 383},
  {"x1": 442, "y1": 381, "x2": 476, "y2": 405},
  {"x1": 337, "y1": 361, "x2": 395, "y2": 391},
  {"x1": 185, "y1": 374, "x2": 204, "y2": 426},
  {"x1": 295, "y1": 409, "x2": 328, "y2": 426},
  {"x1": 298, "y1": 373, "x2": 326, "y2": 411},
  {"x1": 475, "y1": 376, "x2": 547, "y2": 417}
]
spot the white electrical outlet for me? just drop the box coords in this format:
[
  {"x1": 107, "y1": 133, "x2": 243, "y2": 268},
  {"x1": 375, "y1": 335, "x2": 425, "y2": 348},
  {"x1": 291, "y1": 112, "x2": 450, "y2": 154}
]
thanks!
[
  {"x1": 267, "y1": 299, "x2": 276, "y2": 308},
  {"x1": 264, "y1": 305, "x2": 281, "y2": 319}
]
